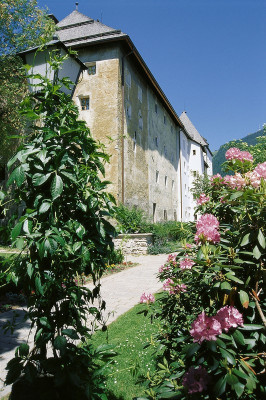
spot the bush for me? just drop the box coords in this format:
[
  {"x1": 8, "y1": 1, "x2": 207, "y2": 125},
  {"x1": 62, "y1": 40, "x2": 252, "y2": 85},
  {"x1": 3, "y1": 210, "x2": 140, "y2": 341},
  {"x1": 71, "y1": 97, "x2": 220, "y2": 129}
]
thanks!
[
  {"x1": 115, "y1": 204, "x2": 152, "y2": 233},
  {"x1": 141, "y1": 152, "x2": 266, "y2": 399},
  {"x1": 148, "y1": 222, "x2": 193, "y2": 254}
]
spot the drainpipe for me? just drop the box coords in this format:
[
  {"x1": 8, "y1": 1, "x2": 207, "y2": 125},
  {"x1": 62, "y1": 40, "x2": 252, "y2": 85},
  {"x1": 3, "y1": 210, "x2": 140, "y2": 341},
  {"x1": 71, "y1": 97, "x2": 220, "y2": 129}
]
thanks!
[
  {"x1": 179, "y1": 130, "x2": 183, "y2": 221},
  {"x1": 121, "y1": 49, "x2": 134, "y2": 204}
]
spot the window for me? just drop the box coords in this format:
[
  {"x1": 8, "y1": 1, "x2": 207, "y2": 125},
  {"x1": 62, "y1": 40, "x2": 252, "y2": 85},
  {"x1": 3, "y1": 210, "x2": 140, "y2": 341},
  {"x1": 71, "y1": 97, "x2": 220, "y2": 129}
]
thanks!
[
  {"x1": 165, "y1": 176, "x2": 168, "y2": 187},
  {"x1": 85, "y1": 62, "x2": 96, "y2": 75},
  {"x1": 164, "y1": 145, "x2": 167, "y2": 156},
  {"x1": 138, "y1": 110, "x2": 143, "y2": 130},
  {"x1": 155, "y1": 137, "x2": 158, "y2": 147},
  {"x1": 156, "y1": 170, "x2": 159, "y2": 183},
  {"x1": 193, "y1": 149, "x2": 196, "y2": 155},
  {"x1": 164, "y1": 210, "x2": 167, "y2": 221},
  {"x1": 174, "y1": 211, "x2": 177, "y2": 221},
  {"x1": 192, "y1": 171, "x2": 197, "y2": 177},
  {"x1": 153, "y1": 203, "x2": 156, "y2": 223},
  {"x1": 138, "y1": 86, "x2": 142, "y2": 102},
  {"x1": 155, "y1": 103, "x2": 158, "y2": 114},
  {"x1": 172, "y1": 180, "x2": 174, "y2": 189},
  {"x1": 163, "y1": 115, "x2": 166, "y2": 125},
  {"x1": 80, "y1": 97, "x2": 90, "y2": 110},
  {"x1": 133, "y1": 131, "x2": 137, "y2": 152}
]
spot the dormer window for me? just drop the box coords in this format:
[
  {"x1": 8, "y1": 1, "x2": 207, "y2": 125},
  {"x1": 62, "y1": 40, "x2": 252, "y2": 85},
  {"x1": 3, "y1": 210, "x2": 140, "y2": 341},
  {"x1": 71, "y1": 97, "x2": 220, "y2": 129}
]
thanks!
[
  {"x1": 85, "y1": 62, "x2": 96, "y2": 75},
  {"x1": 80, "y1": 97, "x2": 90, "y2": 110}
]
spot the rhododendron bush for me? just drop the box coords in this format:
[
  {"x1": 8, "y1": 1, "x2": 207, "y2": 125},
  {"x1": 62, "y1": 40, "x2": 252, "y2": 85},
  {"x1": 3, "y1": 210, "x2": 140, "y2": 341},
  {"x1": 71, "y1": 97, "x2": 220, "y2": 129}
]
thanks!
[{"x1": 139, "y1": 149, "x2": 265, "y2": 400}]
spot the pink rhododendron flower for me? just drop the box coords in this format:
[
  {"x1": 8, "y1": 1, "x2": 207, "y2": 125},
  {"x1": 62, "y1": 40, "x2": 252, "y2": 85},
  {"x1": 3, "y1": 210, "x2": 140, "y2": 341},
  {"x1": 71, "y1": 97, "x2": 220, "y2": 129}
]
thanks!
[
  {"x1": 179, "y1": 257, "x2": 195, "y2": 270},
  {"x1": 140, "y1": 292, "x2": 155, "y2": 304},
  {"x1": 254, "y1": 161, "x2": 266, "y2": 179},
  {"x1": 245, "y1": 171, "x2": 261, "y2": 188},
  {"x1": 225, "y1": 147, "x2": 253, "y2": 162},
  {"x1": 197, "y1": 193, "x2": 210, "y2": 205},
  {"x1": 224, "y1": 174, "x2": 246, "y2": 190},
  {"x1": 166, "y1": 254, "x2": 177, "y2": 266},
  {"x1": 159, "y1": 264, "x2": 170, "y2": 273},
  {"x1": 216, "y1": 306, "x2": 244, "y2": 332},
  {"x1": 195, "y1": 227, "x2": 221, "y2": 244},
  {"x1": 163, "y1": 278, "x2": 187, "y2": 294},
  {"x1": 210, "y1": 173, "x2": 224, "y2": 186},
  {"x1": 183, "y1": 243, "x2": 193, "y2": 249},
  {"x1": 190, "y1": 311, "x2": 222, "y2": 343},
  {"x1": 182, "y1": 366, "x2": 209, "y2": 394},
  {"x1": 196, "y1": 214, "x2": 219, "y2": 230}
]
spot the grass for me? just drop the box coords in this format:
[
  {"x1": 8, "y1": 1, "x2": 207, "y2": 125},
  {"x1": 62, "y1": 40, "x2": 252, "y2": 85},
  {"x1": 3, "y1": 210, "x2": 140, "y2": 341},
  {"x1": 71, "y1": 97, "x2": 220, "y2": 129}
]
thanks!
[{"x1": 90, "y1": 299, "x2": 162, "y2": 400}]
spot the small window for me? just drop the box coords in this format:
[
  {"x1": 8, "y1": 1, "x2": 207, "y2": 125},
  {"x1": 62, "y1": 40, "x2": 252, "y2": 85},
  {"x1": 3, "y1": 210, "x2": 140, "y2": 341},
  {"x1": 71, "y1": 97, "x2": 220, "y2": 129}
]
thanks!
[
  {"x1": 164, "y1": 210, "x2": 167, "y2": 221},
  {"x1": 80, "y1": 97, "x2": 90, "y2": 110},
  {"x1": 85, "y1": 62, "x2": 96, "y2": 75},
  {"x1": 133, "y1": 131, "x2": 137, "y2": 152},
  {"x1": 164, "y1": 145, "x2": 167, "y2": 156},
  {"x1": 155, "y1": 103, "x2": 158, "y2": 114},
  {"x1": 174, "y1": 211, "x2": 177, "y2": 221},
  {"x1": 138, "y1": 110, "x2": 143, "y2": 130},
  {"x1": 163, "y1": 115, "x2": 166, "y2": 124},
  {"x1": 172, "y1": 180, "x2": 174, "y2": 189},
  {"x1": 193, "y1": 149, "x2": 196, "y2": 155},
  {"x1": 153, "y1": 203, "x2": 156, "y2": 223},
  {"x1": 155, "y1": 137, "x2": 158, "y2": 147},
  {"x1": 138, "y1": 86, "x2": 142, "y2": 102},
  {"x1": 156, "y1": 170, "x2": 159, "y2": 183},
  {"x1": 165, "y1": 176, "x2": 168, "y2": 187},
  {"x1": 192, "y1": 171, "x2": 197, "y2": 177}
]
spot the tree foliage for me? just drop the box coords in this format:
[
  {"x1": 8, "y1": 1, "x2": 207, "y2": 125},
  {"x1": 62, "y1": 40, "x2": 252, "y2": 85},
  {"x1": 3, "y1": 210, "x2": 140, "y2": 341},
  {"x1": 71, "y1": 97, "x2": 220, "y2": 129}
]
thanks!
[
  {"x1": 1, "y1": 53, "x2": 116, "y2": 399},
  {"x1": 0, "y1": 0, "x2": 55, "y2": 165}
]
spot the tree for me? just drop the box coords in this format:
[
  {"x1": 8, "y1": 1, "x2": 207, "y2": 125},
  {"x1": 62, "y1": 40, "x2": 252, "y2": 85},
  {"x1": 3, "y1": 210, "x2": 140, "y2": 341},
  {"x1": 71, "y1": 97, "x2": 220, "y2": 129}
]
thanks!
[
  {"x1": 4, "y1": 53, "x2": 116, "y2": 398},
  {"x1": 0, "y1": 0, "x2": 55, "y2": 165}
]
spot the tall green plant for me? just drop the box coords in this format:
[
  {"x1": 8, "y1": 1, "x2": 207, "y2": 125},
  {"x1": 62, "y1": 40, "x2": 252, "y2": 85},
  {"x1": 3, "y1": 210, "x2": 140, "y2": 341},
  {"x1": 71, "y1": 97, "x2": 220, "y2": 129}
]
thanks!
[{"x1": 3, "y1": 53, "x2": 116, "y2": 399}]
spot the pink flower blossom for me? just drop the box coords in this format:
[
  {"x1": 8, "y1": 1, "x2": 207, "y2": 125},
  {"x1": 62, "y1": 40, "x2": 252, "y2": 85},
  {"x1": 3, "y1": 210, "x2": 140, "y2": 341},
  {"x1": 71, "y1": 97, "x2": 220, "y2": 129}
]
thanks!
[
  {"x1": 224, "y1": 174, "x2": 246, "y2": 190},
  {"x1": 184, "y1": 243, "x2": 193, "y2": 249},
  {"x1": 140, "y1": 292, "x2": 155, "y2": 304},
  {"x1": 182, "y1": 366, "x2": 209, "y2": 394},
  {"x1": 196, "y1": 214, "x2": 219, "y2": 230},
  {"x1": 159, "y1": 265, "x2": 170, "y2": 273},
  {"x1": 179, "y1": 257, "x2": 195, "y2": 270},
  {"x1": 254, "y1": 161, "x2": 266, "y2": 179},
  {"x1": 197, "y1": 193, "x2": 210, "y2": 205},
  {"x1": 210, "y1": 174, "x2": 224, "y2": 186},
  {"x1": 216, "y1": 306, "x2": 244, "y2": 332},
  {"x1": 190, "y1": 311, "x2": 222, "y2": 344},
  {"x1": 163, "y1": 278, "x2": 187, "y2": 295},
  {"x1": 225, "y1": 147, "x2": 253, "y2": 162},
  {"x1": 245, "y1": 171, "x2": 261, "y2": 188},
  {"x1": 195, "y1": 227, "x2": 221, "y2": 244},
  {"x1": 225, "y1": 147, "x2": 242, "y2": 160},
  {"x1": 166, "y1": 254, "x2": 177, "y2": 266}
]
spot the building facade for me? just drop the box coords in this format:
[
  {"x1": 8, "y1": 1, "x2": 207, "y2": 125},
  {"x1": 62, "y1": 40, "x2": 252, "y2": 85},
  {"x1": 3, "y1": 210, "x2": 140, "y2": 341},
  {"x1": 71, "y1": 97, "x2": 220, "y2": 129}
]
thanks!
[{"x1": 18, "y1": 8, "x2": 213, "y2": 223}]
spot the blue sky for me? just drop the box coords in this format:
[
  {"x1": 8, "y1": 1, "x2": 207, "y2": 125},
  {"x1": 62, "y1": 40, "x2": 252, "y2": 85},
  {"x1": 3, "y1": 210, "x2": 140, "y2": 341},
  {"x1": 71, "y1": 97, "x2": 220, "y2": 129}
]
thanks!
[{"x1": 37, "y1": 0, "x2": 266, "y2": 151}]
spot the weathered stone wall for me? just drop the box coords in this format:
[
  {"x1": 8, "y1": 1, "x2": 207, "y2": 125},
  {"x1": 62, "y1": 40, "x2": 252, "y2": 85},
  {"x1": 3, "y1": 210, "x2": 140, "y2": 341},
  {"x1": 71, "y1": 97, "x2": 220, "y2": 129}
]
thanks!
[{"x1": 113, "y1": 233, "x2": 153, "y2": 255}]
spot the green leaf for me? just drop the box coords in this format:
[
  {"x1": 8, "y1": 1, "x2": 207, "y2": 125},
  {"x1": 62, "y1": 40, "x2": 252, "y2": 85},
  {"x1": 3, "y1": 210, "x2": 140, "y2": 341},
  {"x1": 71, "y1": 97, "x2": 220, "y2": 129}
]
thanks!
[
  {"x1": 35, "y1": 276, "x2": 44, "y2": 296},
  {"x1": 221, "y1": 281, "x2": 231, "y2": 291},
  {"x1": 32, "y1": 173, "x2": 51, "y2": 186},
  {"x1": 213, "y1": 376, "x2": 226, "y2": 396},
  {"x1": 11, "y1": 221, "x2": 23, "y2": 241},
  {"x1": 62, "y1": 329, "x2": 79, "y2": 340},
  {"x1": 253, "y1": 245, "x2": 261, "y2": 259},
  {"x1": 258, "y1": 230, "x2": 265, "y2": 249},
  {"x1": 240, "y1": 324, "x2": 264, "y2": 331},
  {"x1": 225, "y1": 273, "x2": 244, "y2": 284},
  {"x1": 39, "y1": 201, "x2": 51, "y2": 214},
  {"x1": 239, "y1": 290, "x2": 249, "y2": 308},
  {"x1": 16, "y1": 237, "x2": 24, "y2": 250},
  {"x1": 184, "y1": 342, "x2": 200, "y2": 358},
  {"x1": 234, "y1": 381, "x2": 245, "y2": 397},
  {"x1": 240, "y1": 233, "x2": 250, "y2": 246},
  {"x1": 232, "y1": 330, "x2": 245, "y2": 346},
  {"x1": 18, "y1": 343, "x2": 29, "y2": 357},
  {"x1": 54, "y1": 335, "x2": 67, "y2": 351},
  {"x1": 40, "y1": 317, "x2": 51, "y2": 329},
  {"x1": 220, "y1": 348, "x2": 236, "y2": 365},
  {"x1": 51, "y1": 174, "x2": 63, "y2": 200},
  {"x1": 27, "y1": 263, "x2": 33, "y2": 278}
]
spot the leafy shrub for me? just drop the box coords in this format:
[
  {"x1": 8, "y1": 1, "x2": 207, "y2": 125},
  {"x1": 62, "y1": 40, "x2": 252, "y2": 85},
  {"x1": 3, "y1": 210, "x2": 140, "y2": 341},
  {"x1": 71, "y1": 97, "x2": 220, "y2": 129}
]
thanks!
[
  {"x1": 140, "y1": 152, "x2": 266, "y2": 399},
  {"x1": 0, "y1": 53, "x2": 116, "y2": 399},
  {"x1": 115, "y1": 204, "x2": 152, "y2": 233},
  {"x1": 148, "y1": 222, "x2": 193, "y2": 254}
]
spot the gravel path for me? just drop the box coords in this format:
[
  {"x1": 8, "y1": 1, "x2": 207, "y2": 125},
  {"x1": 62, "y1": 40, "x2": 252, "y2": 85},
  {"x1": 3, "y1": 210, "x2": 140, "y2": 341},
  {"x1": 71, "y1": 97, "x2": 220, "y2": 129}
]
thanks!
[{"x1": 0, "y1": 253, "x2": 168, "y2": 397}]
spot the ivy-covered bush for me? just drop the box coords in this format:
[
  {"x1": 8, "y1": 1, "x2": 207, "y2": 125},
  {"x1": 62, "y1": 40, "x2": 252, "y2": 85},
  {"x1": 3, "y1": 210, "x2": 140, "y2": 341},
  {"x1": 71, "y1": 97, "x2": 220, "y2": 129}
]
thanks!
[
  {"x1": 0, "y1": 53, "x2": 116, "y2": 399},
  {"x1": 115, "y1": 204, "x2": 152, "y2": 233},
  {"x1": 139, "y1": 149, "x2": 266, "y2": 399}
]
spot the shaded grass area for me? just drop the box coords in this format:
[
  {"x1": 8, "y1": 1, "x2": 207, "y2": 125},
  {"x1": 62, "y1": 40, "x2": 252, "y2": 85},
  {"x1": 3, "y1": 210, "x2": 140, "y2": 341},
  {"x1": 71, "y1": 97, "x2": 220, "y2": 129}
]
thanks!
[{"x1": 91, "y1": 299, "x2": 162, "y2": 400}]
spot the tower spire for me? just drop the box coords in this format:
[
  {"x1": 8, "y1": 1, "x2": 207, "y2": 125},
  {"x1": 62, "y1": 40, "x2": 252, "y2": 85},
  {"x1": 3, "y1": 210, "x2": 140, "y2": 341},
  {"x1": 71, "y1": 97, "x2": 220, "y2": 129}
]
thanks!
[{"x1": 75, "y1": 2, "x2": 79, "y2": 11}]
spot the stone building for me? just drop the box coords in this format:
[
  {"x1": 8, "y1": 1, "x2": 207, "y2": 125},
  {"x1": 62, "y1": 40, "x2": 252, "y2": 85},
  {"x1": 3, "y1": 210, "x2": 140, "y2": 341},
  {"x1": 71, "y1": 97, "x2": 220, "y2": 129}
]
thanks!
[{"x1": 17, "y1": 8, "x2": 213, "y2": 223}]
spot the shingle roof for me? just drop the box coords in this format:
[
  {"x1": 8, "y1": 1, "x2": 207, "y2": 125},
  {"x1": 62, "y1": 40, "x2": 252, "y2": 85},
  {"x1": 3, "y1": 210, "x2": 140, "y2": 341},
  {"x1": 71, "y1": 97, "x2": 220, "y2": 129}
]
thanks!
[
  {"x1": 179, "y1": 111, "x2": 208, "y2": 146},
  {"x1": 56, "y1": 10, "x2": 127, "y2": 48}
]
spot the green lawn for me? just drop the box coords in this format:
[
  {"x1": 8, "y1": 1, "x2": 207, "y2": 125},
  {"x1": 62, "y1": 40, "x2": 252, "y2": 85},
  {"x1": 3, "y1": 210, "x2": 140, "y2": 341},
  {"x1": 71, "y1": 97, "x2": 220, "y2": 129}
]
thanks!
[{"x1": 91, "y1": 300, "x2": 161, "y2": 400}]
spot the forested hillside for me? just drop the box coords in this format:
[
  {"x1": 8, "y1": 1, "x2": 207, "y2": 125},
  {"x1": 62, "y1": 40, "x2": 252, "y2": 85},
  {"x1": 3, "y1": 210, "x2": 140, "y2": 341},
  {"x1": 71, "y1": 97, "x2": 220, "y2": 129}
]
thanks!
[{"x1": 213, "y1": 128, "x2": 265, "y2": 175}]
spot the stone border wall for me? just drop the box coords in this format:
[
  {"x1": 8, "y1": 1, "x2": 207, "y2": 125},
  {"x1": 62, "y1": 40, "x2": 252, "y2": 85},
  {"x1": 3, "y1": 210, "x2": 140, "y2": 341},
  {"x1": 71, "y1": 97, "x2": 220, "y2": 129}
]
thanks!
[{"x1": 113, "y1": 233, "x2": 153, "y2": 255}]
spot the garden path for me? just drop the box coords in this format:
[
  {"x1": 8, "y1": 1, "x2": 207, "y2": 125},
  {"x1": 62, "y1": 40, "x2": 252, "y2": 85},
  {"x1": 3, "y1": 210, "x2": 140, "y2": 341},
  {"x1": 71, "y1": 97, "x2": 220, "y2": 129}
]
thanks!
[{"x1": 0, "y1": 253, "x2": 169, "y2": 397}]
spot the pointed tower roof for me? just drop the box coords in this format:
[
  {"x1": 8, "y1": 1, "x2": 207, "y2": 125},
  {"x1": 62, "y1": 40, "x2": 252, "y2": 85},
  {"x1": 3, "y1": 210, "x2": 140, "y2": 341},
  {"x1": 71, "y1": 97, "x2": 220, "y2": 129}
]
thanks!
[
  {"x1": 179, "y1": 111, "x2": 208, "y2": 146},
  {"x1": 56, "y1": 10, "x2": 126, "y2": 48}
]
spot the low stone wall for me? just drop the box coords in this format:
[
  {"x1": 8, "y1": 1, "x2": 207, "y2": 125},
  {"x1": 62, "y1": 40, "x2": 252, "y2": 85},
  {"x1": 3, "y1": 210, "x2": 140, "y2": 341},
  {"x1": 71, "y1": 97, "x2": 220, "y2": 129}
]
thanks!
[{"x1": 113, "y1": 233, "x2": 153, "y2": 255}]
